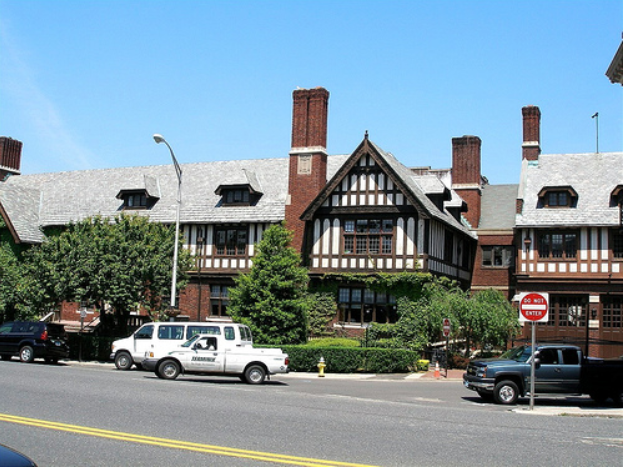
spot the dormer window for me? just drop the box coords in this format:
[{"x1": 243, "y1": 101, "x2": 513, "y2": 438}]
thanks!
[
  {"x1": 116, "y1": 175, "x2": 161, "y2": 210},
  {"x1": 538, "y1": 186, "x2": 577, "y2": 208},
  {"x1": 223, "y1": 189, "x2": 250, "y2": 205},
  {"x1": 116, "y1": 190, "x2": 156, "y2": 210},
  {"x1": 215, "y1": 169, "x2": 263, "y2": 207}
]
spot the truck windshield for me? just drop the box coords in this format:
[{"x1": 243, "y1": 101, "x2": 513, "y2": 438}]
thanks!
[
  {"x1": 181, "y1": 335, "x2": 201, "y2": 348},
  {"x1": 500, "y1": 346, "x2": 532, "y2": 362}
]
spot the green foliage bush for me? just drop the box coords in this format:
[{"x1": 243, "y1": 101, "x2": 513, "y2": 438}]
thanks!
[
  {"x1": 416, "y1": 359, "x2": 430, "y2": 372},
  {"x1": 448, "y1": 353, "x2": 470, "y2": 369},
  {"x1": 305, "y1": 338, "x2": 360, "y2": 348},
  {"x1": 281, "y1": 345, "x2": 419, "y2": 373}
]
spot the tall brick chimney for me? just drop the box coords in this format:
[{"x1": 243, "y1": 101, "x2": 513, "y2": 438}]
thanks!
[
  {"x1": 522, "y1": 105, "x2": 541, "y2": 161},
  {"x1": 451, "y1": 135, "x2": 482, "y2": 228},
  {"x1": 0, "y1": 137, "x2": 22, "y2": 181},
  {"x1": 285, "y1": 87, "x2": 329, "y2": 253}
]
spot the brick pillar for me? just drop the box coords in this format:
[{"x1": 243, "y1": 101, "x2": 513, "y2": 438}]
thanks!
[
  {"x1": 451, "y1": 135, "x2": 482, "y2": 228},
  {"x1": 522, "y1": 106, "x2": 541, "y2": 161},
  {"x1": 0, "y1": 137, "x2": 23, "y2": 180},
  {"x1": 286, "y1": 87, "x2": 329, "y2": 254}
]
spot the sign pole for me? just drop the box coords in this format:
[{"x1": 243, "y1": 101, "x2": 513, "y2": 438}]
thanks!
[
  {"x1": 518, "y1": 292, "x2": 549, "y2": 412},
  {"x1": 530, "y1": 322, "x2": 536, "y2": 411}
]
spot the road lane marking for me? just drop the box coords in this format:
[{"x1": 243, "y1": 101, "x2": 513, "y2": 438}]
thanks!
[{"x1": 0, "y1": 413, "x2": 379, "y2": 467}]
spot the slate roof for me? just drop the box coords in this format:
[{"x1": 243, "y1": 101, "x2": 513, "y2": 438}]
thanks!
[
  {"x1": 0, "y1": 138, "x2": 477, "y2": 244},
  {"x1": 516, "y1": 152, "x2": 623, "y2": 227},
  {"x1": 0, "y1": 155, "x2": 348, "y2": 244},
  {"x1": 479, "y1": 184, "x2": 518, "y2": 230}
]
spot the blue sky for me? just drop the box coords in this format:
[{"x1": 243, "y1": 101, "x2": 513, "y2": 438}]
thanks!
[{"x1": 1, "y1": 1, "x2": 622, "y2": 185}]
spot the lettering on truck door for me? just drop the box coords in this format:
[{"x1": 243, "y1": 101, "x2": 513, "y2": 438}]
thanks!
[{"x1": 188, "y1": 336, "x2": 225, "y2": 372}]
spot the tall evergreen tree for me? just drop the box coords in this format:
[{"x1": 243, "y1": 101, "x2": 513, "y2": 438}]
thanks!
[{"x1": 228, "y1": 223, "x2": 309, "y2": 345}]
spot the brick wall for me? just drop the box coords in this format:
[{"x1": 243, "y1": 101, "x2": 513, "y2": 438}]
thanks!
[
  {"x1": 451, "y1": 135, "x2": 482, "y2": 228},
  {"x1": 522, "y1": 106, "x2": 541, "y2": 161},
  {"x1": 0, "y1": 137, "x2": 22, "y2": 180},
  {"x1": 471, "y1": 232, "x2": 516, "y2": 299},
  {"x1": 286, "y1": 87, "x2": 330, "y2": 253}
]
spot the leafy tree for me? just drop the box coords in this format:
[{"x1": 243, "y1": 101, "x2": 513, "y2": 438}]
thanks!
[
  {"x1": 228, "y1": 223, "x2": 309, "y2": 345},
  {"x1": 23, "y1": 214, "x2": 191, "y2": 335},
  {"x1": 369, "y1": 279, "x2": 519, "y2": 353},
  {"x1": 0, "y1": 219, "x2": 36, "y2": 321}
]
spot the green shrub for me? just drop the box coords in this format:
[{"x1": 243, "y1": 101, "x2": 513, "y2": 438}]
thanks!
[
  {"x1": 448, "y1": 353, "x2": 470, "y2": 369},
  {"x1": 306, "y1": 338, "x2": 360, "y2": 348},
  {"x1": 416, "y1": 359, "x2": 430, "y2": 372},
  {"x1": 281, "y1": 346, "x2": 419, "y2": 373}
]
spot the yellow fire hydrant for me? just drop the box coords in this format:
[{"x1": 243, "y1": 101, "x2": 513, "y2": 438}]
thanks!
[{"x1": 317, "y1": 356, "x2": 326, "y2": 377}]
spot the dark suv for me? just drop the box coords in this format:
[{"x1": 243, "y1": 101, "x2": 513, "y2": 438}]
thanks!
[{"x1": 0, "y1": 321, "x2": 70, "y2": 363}]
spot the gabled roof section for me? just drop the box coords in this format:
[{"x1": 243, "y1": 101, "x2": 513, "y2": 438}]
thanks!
[
  {"x1": 516, "y1": 152, "x2": 623, "y2": 227},
  {"x1": 300, "y1": 135, "x2": 473, "y2": 236},
  {"x1": 0, "y1": 183, "x2": 44, "y2": 243}
]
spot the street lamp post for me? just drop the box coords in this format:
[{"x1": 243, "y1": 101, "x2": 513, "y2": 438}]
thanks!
[{"x1": 153, "y1": 134, "x2": 182, "y2": 314}]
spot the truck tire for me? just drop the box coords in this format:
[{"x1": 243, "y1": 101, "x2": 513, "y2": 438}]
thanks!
[
  {"x1": 158, "y1": 360, "x2": 181, "y2": 380},
  {"x1": 19, "y1": 345, "x2": 35, "y2": 363},
  {"x1": 589, "y1": 391, "x2": 609, "y2": 405},
  {"x1": 494, "y1": 380, "x2": 519, "y2": 405},
  {"x1": 114, "y1": 352, "x2": 133, "y2": 371},
  {"x1": 244, "y1": 364, "x2": 266, "y2": 384}
]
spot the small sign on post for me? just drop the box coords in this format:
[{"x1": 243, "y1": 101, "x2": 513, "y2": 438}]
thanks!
[
  {"x1": 442, "y1": 318, "x2": 451, "y2": 377},
  {"x1": 518, "y1": 292, "x2": 549, "y2": 411}
]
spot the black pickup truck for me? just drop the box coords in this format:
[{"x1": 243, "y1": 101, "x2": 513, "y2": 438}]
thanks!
[{"x1": 463, "y1": 344, "x2": 622, "y2": 405}]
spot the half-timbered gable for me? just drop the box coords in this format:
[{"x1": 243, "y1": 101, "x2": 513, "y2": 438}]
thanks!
[{"x1": 301, "y1": 135, "x2": 476, "y2": 285}]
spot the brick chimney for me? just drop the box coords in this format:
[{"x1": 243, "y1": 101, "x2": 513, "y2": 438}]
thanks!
[
  {"x1": 285, "y1": 87, "x2": 329, "y2": 253},
  {"x1": 522, "y1": 106, "x2": 541, "y2": 161},
  {"x1": 0, "y1": 137, "x2": 22, "y2": 181},
  {"x1": 451, "y1": 135, "x2": 482, "y2": 228}
]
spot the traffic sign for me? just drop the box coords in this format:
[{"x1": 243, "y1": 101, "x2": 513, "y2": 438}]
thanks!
[
  {"x1": 519, "y1": 292, "x2": 549, "y2": 322},
  {"x1": 442, "y1": 318, "x2": 451, "y2": 337}
]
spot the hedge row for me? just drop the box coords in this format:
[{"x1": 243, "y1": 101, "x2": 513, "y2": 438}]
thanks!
[
  {"x1": 280, "y1": 346, "x2": 420, "y2": 373},
  {"x1": 65, "y1": 336, "x2": 425, "y2": 374}
]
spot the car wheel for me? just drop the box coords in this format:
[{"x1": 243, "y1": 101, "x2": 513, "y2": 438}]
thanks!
[
  {"x1": 158, "y1": 360, "x2": 181, "y2": 380},
  {"x1": 494, "y1": 380, "x2": 519, "y2": 405},
  {"x1": 19, "y1": 346, "x2": 35, "y2": 363},
  {"x1": 114, "y1": 352, "x2": 133, "y2": 371},
  {"x1": 244, "y1": 364, "x2": 266, "y2": 384}
]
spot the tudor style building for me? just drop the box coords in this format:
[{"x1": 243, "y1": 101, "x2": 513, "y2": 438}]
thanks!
[
  {"x1": 0, "y1": 87, "x2": 622, "y2": 355},
  {"x1": 0, "y1": 87, "x2": 476, "y2": 333}
]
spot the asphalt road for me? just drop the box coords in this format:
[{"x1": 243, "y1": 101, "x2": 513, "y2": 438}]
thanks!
[{"x1": 0, "y1": 360, "x2": 621, "y2": 467}]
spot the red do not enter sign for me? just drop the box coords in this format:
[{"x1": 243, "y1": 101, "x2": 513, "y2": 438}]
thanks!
[{"x1": 519, "y1": 292, "x2": 549, "y2": 322}]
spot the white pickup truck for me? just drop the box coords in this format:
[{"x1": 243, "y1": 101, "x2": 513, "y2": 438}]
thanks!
[{"x1": 141, "y1": 330, "x2": 290, "y2": 384}]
